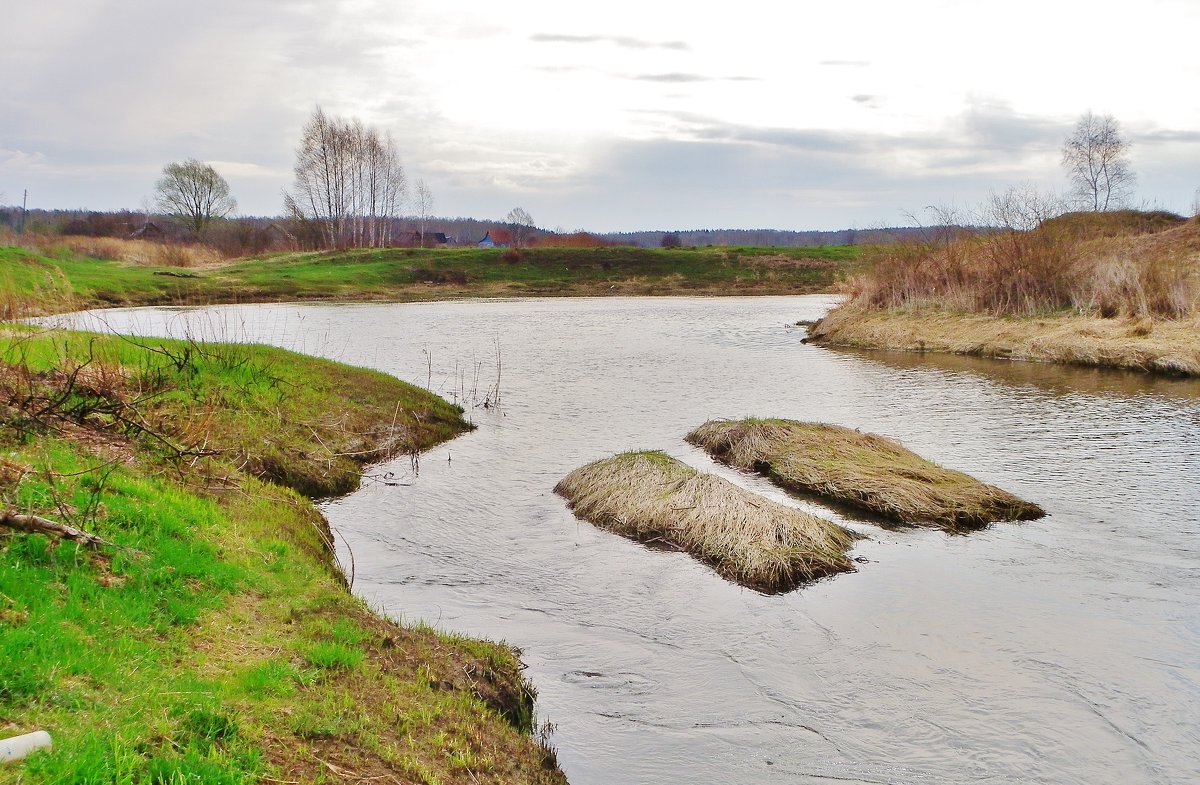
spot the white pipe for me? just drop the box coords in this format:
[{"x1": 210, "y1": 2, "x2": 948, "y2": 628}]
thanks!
[{"x1": 0, "y1": 731, "x2": 52, "y2": 764}]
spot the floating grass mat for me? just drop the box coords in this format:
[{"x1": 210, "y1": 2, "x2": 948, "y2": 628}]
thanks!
[
  {"x1": 686, "y1": 419, "x2": 1044, "y2": 530},
  {"x1": 554, "y1": 451, "x2": 859, "y2": 593}
]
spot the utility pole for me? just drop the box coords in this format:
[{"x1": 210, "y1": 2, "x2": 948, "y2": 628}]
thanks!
[{"x1": 18, "y1": 189, "x2": 27, "y2": 235}]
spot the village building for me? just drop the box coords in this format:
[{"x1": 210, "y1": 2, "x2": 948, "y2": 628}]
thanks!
[{"x1": 477, "y1": 228, "x2": 512, "y2": 248}]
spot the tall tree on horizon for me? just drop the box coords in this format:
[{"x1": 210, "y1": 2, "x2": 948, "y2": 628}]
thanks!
[
  {"x1": 506, "y1": 207, "x2": 535, "y2": 249},
  {"x1": 1062, "y1": 111, "x2": 1135, "y2": 212},
  {"x1": 285, "y1": 107, "x2": 406, "y2": 248},
  {"x1": 414, "y1": 179, "x2": 434, "y2": 244},
  {"x1": 154, "y1": 159, "x2": 237, "y2": 235}
]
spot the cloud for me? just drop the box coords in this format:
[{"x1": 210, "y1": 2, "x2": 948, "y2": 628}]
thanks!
[
  {"x1": 0, "y1": 148, "x2": 49, "y2": 170},
  {"x1": 530, "y1": 33, "x2": 688, "y2": 50},
  {"x1": 612, "y1": 104, "x2": 1065, "y2": 198},
  {"x1": 561, "y1": 126, "x2": 1071, "y2": 231},
  {"x1": 1140, "y1": 129, "x2": 1200, "y2": 144},
  {"x1": 654, "y1": 103, "x2": 1064, "y2": 164},
  {"x1": 630, "y1": 73, "x2": 758, "y2": 83},
  {"x1": 205, "y1": 161, "x2": 291, "y2": 179},
  {"x1": 956, "y1": 103, "x2": 1063, "y2": 152}
]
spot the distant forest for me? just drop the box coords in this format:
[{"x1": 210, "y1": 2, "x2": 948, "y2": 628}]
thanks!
[
  {"x1": 0, "y1": 206, "x2": 929, "y2": 252},
  {"x1": 600, "y1": 227, "x2": 924, "y2": 247}
]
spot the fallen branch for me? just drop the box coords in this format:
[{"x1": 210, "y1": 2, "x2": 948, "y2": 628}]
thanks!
[{"x1": 1, "y1": 510, "x2": 121, "y2": 550}]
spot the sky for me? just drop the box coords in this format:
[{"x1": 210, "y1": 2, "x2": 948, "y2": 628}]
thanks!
[{"x1": 2, "y1": 0, "x2": 1198, "y2": 232}]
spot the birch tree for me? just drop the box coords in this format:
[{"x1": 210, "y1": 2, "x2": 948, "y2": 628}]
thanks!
[
  {"x1": 414, "y1": 179, "x2": 434, "y2": 245},
  {"x1": 285, "y1": 107, "x2": 407, "y2": 248},
  {"x1": 1062, "y1": 112, "x2": 1135, "y2": 212}
]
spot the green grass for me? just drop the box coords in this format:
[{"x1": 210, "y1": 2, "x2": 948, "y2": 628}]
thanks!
[
  {"x1": 1, "y1": 243, "x2": 862, "y2": 318},
  {"x1": 0, "y1": 246, "x2": 190, "y2": 315},
  {"x1": 0, "y1": 329, "x2": 563, "y2": 784},
  {"x1": 219, "y1": 245, "x2": 858, "y2": 297}
]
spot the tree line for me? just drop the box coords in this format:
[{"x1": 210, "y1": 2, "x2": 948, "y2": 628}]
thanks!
[{"x1": 9, "y1": 108, "x2": 1178, "y2": 253}]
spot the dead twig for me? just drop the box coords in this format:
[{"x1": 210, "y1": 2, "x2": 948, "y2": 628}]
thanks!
[{"x1": 0, "y1": 509, "x2": 128, "y2": 552}]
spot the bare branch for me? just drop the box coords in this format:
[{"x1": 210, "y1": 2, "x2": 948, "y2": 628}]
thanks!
[{"x1": 1, "y1": 510, "x2": 120, "y2": 551}]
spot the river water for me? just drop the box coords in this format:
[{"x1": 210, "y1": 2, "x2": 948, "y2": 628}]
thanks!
[{"x1": 53, "y1": 296, "x2": 1200, "y2": 785}]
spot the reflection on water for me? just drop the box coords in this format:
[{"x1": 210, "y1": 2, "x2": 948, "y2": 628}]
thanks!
[
  {"x1": 843, "y1": 344, "x2": 1200, "y2": 400},
  {"x1": 50, "y1": 297, "x2": 1200, "y2": 785}
]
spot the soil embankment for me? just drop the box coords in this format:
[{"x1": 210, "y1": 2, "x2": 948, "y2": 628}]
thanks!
[{"x1": 808, "y1": 308, "x2": 1200, "y2": 376}]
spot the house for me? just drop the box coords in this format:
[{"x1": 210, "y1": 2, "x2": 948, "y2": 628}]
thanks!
[
  {"x1": 263, "y1": 222, "x2": 297, "y2": 249},
  {"x1": 404, "y1": 230, "x2": 451, "y2": 247},
  {"x1": 129, "y1": 221, "x2": 165, "y2": 239},
  {"x1": 477, "y1": 228, "x2": 513, "y2": 248}
]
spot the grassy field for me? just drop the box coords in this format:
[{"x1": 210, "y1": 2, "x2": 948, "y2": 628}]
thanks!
[
  {"x1": 1, "y1": 243, "x2": 861, "y2": 317},
  {"x1": 811, "y1": 212, "x2": 1200, "y2": 375},
  {"x1": 0, "y1": 326, "x2": 563, "y2": 784}
]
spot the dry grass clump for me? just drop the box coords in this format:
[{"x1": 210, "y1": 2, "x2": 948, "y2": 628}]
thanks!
[
  {"x1": 851, "y1": 210, "x2": 1198, "y2": 319},
  {"x1": 554, "y1": 451, "x2": 858, "y2": 593},
  {"x1": 686, "y1": 419, "x2": 1044, "y2": 530},
  {"x1": 53, "y1": 235, "x2": 223, "y2": 267},
  {"x1": 0, "y1": 232, "x2": 223, "y2": 267}
]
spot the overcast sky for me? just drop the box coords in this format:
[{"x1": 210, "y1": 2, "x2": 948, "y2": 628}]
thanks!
[{"x1": 2, "y1": 0, "x2": 1198, "y2": 231}]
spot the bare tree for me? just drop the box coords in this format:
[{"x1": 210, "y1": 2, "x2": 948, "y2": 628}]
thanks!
[
  {"x1": 414, "y1": 179, "x2": 434, "y2": 244},
  {"x1": 1061, "y1": 112, "x2": 1135, "y2": 212},
  {"x1": 154, "y1": 159, "x2": 236, "y2": 235},
  {"x1": 982, "y1": 185, "x2": 1064, "y2": 231},
  {"x1": 506, "y1": 207, "x2": 535, "y2": 249},
  {"x1": 285, "y1": 107, "x2": 406, "y2": 249}
]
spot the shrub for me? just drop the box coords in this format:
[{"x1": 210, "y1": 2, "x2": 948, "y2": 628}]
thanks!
[{"x1": 852, "y1": 208, "x2": 1197, "y2": 319}]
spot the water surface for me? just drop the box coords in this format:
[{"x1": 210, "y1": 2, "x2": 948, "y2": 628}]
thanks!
[{"x1": 55, "y1": 297, "x2": 1200, "y2": 785}]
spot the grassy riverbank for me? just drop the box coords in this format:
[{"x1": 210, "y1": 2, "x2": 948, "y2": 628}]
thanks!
[
  {"x1": 1, "y1": 243, "x2": 860, "y2": 318},
  {"x1": 0, "y1": 327, "x2": 564, "y2": 784},
  {"x1": 555, "y1": 451, "x2": 859, "y2": 592},
  {"x1": 809, "y1": 212, "x2": 1200, "y2": 375}
]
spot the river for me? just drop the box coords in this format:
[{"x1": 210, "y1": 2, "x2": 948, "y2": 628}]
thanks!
[{"x1": 54, "y1": 296, "x2": 1200, "y2": 785}]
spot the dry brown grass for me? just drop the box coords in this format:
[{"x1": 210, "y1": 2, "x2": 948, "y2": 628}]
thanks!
[
  {"x1": 850, "y1": 211, "x2": 1198, "y2": 319},
  {"x1": 816, "y1": 212, "x2": 1200, "y2": 375},
  {"x1": 52, "y1": 235, "x2": 224, "y2": 267},
  {"x1": 810, "y1": 307, "x2": 1200, "y2": 376},
  {"x1": 554, "y1": 451, "x2": 859, "y2": 593},
  {"x1": 686, "y1": 419, "x2": 1044, "y2": 530},
  {"x1": 0, "y1": 231, "x2": 224, "y2": 267}
]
